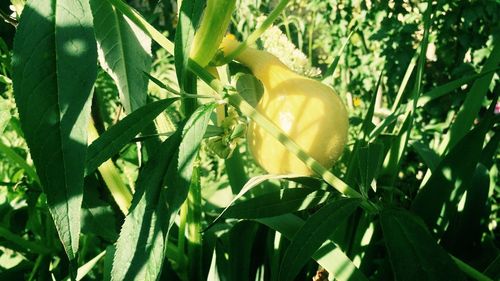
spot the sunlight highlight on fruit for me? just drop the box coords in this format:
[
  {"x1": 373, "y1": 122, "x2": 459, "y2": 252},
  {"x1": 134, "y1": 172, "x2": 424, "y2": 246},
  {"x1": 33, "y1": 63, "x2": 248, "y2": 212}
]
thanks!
[{"x1": 220, "y1": 36, "x2": 349, "y2": 175}]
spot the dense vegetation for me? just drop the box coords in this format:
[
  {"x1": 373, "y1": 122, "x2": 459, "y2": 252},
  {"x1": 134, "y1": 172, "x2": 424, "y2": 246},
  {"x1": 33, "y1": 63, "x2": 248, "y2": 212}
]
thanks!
[{"x1": 0, "y1": 0, "x2": 499, "y2": 280}]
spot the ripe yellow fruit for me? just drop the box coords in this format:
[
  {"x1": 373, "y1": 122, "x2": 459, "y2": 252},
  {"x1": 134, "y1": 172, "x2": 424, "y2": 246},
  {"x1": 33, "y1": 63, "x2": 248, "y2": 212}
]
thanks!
[{"x1": 220, "y1": 36, "x2": 349, "y2": 175}]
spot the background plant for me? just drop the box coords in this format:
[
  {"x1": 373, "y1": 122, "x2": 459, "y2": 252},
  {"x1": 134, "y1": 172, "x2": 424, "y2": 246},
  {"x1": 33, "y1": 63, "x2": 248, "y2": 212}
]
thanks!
[{"x1": 0, "y1": 0, "x2": 499, "y2": 280}]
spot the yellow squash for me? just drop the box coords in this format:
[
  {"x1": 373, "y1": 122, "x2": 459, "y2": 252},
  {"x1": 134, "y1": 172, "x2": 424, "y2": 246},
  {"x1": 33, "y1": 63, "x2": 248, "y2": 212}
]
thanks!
[{"x1": 220, "y1": 36, "x2": 349, "y2": 175}]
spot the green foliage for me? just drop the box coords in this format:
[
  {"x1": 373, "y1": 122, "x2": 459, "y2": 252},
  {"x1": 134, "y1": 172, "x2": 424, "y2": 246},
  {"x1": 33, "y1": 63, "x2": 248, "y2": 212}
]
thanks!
[{"x1": 0, "y1": 0, "x2": 499, "y2": 280}]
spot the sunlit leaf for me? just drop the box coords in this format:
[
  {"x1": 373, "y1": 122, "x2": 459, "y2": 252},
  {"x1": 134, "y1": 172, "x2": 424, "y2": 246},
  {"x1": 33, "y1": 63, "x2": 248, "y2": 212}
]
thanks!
[
  {"x1": 12, "y1": 0, "x2": 97, "y2": 262},
  {"x1": 90, "y1": 0, "x2": 152, "y2": 113}
]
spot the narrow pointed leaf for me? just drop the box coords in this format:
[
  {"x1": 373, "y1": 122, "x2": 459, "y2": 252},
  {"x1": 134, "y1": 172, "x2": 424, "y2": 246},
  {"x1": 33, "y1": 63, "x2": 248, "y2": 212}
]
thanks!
[
  {"x1": 223, "y1": 188, "x2": 331, "y2": 219},
  {"x1": 258, "y1": 213, "x2": 368, "y2": 281},
  {"x1": 111, "y1": 103, "x2": 214, "y2": 280},
  {"x1": 111, "y1": 129, "x2": 183, "y2": 281},
  {"x1": 380, "y1": 209, "x2": 465, "y2": 281},
  {"x1": 85, "y1": 98, "x2": 178, "y2": 175},
  {"x1": 90, "y1": 0, "x2": 151, "y2": 113},
  {"x1": 411, "y1": 115, "x2": 492, "y2": 235},
  {"x1": 278, "y1": 198, "x2": 362, "y2": 281},
  {"x1": 12, "y1": 0, "x2": 97, "y2": 261}
]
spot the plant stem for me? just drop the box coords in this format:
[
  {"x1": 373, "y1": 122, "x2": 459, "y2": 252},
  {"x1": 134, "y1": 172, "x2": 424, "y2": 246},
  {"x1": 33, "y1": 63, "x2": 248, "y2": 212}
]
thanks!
[{"x1": 451, "y1": 255, "x2": 493, "y2": 281}]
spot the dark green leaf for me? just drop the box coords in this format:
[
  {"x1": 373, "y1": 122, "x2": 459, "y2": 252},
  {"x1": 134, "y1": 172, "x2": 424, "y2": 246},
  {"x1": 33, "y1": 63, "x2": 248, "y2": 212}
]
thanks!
[
  {"x1": 90, "y1": 0, "x2": 152, "y2": 113},
  {"x1": 441, "y1": 164, "x2": 490, "y2": 256},
  {"x1": 227, "y1": 221, "x2": 259, "y2": 281},
  {"x1": 440, "y1": 38, "x2": 500, "y2": 152},
  {"x1": 278, "y1": 198, "x2": 362, "y2": 281},
  {"x1": 258, "y1": 213, "x2": 368, "y2": 281},
  {"x1": 411, "y1": 115, "x2": 492, "y2": 235},
  {"x1": 357, "y1": 142, "x2": 384, "y2": 194},
  {"x1": 380, "y1": 209, "x2": 465, "y2": 281},
  {"x1": 85, "y1": 98, "x2": 178, "y2": 175},
  {"x1": 223, "y1": 188, "x2": 331, "y2": 219},
  {"x1": 411, "y1": 141, "x2": 440, "y2": 171},
  {"x1": 12, "y1": 0, "x2": 97, "y2": 261}
]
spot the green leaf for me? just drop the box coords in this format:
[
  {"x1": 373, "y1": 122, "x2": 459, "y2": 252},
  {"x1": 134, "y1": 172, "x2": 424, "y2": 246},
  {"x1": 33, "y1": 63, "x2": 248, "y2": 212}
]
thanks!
[
  {"x1": 411, "y1": 141, "x2": 440, "y2": 171},
  {"x1": 85, "y1": 98, "x2": 178, "y2": 175},
  {"x1": 411, "y1": 115, "x2": 492, "y2": 236},
  {"x1": 441, "y1": 164, "x2": 490, "y2": 255},
  {"x1": 0, "y1": 98, "x2": 10, "y2": 134},
  {"x1": 278, "y1": 198, "x2": 362, "y2": 281},
  {"x1": 223, "y1": 188, "x2": 331, "y2": 219},
  {"x1": 12, "y1": 0, "x2": 97, "y2": 262},
  {"x1": 439, "y1": 38, "x2": 500, "y2": 153},
  {"x1": 90, "y1": 0, "x2": 152, "y2": 113},
  {"x1": 357, "y1": 142, "x2": 384, "y2": 194},
  {"x1": 380, "y1": 209, "x2": 465, "y2": 281},
  {"x1": 111, "y1": 103, "x2": 214, "y2": 281},
  {"x1": 174, "y1": 0, "x2": 205, "y2": 86},
  {"x1": 205, "y1": 174, "x2": 304, "y2": 230},
  {"x1": 258, "y1": 213, "x2": 368, "y2": 281},
  {"x1": 111, "y1": 130, "x2": 183, "y2": 281},
  {"x1": 235, "y1": 74, "x2": 264, "y2": 108},
  {"x1": 416, "y1": 68, "x2": 499, "y2": 107},
  {"x1": 227, "y1": 221, "x2": 259, "y2": 281}
]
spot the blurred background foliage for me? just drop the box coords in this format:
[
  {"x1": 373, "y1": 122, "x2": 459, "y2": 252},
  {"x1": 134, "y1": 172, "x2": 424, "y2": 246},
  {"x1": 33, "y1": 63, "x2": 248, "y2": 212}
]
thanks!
[{"x1": 0, "y1": 0, "x2": 499, "y2": 279}]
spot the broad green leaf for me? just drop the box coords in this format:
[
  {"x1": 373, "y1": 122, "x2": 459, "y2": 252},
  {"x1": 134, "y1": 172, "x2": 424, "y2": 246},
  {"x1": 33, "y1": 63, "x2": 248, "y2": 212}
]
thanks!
[
  {"x1": 223, "y1": 188, "x2": 331, "y2": 219},
  {"x1": 380, "y1": 209, "x2": 465, "y2": 281},
  {"x1": 411, "y1": 115, "x2": 492, "y2": 236},
  {"x1": 279, "y1": 198, "x2": 362, "y2": 281},
  {"x1": 258, "y1": 213, "x2": 369, "y2": 281},
  {"x1": 235, "y1": 74, "x2": 264, "y2": 108},
  {"x1": 90, "y1": 0, "x2": 152, "y2": 113},
  {"x1": 12, "y1": 0, "x2": 97, "y2": 262},
  {"x1": 85, "y1": 98, "x2": 178, "y2": 175},
  {"x1": 111, "y1": 103, "x2": 214, "y2": 281}
]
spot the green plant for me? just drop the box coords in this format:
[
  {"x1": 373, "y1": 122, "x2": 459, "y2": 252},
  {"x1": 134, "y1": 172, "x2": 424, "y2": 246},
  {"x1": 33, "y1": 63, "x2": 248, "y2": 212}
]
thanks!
[{"x1": 0, "y1": 0, "x2": 498, "y2": 280}]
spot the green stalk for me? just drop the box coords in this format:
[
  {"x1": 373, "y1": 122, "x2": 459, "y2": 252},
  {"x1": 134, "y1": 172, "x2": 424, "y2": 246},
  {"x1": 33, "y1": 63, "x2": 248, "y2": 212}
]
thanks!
[{"x1": 190, "y1": 0, "x2": 236, "y2": 67}]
